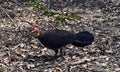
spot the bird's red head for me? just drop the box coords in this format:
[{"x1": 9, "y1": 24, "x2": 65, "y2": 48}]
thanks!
[{"x1": 34, "y1": 27, "x2": 40, "y2": 36}]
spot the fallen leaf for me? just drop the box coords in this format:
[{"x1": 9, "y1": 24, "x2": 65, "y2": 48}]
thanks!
[
  {"x1": 100, "y1": 62, "x2": 108, "y2": 67},
  {"x1": 115, "y1": 68, "x2": 120, "y2": 71},
  {"x1": 82, "y1": 64, "x2": 88, "y2": 68},
  {"x1": 65, "y1": 56, "x2": 71, "y2": 61}
]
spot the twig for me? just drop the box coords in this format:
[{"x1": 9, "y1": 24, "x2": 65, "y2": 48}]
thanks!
[{"x1": 0, "y1": 6, "x2": 14, "y2": 22}]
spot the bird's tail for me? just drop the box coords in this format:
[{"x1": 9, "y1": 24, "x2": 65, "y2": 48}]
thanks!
[{"x1": 72, "y1": 31, "x2": 94, "y2": 47}]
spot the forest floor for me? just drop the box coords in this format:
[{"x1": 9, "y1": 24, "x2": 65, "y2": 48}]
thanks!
[{"x1": 0, "y1": 0, "x2": 120, "y2": 72}]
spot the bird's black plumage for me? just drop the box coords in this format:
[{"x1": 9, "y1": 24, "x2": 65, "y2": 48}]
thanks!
[
  {"x1": 72, "y1": 31, "x2": 94, "y2": 47},
  {"x1": 34, "y1": 27, "x2": 94, "y2": 56},
  {"x1": 38, "y1": 29, "x2": 74, "y2": 55}
]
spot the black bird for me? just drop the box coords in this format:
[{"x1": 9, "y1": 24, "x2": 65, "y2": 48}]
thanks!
[{"x1": 34, "y1": 27, "x2": 94, "y2": 57}]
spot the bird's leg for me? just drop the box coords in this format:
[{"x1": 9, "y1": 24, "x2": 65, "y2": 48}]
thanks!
[
  {"x1": 60, "y1": 48, "x2": 63, "y2": 56},
  {"x1": 60, "y1": 47, "x2": 66, "y2": 56},
  {"x1": 54, "y1": 49, "x2": 58, "y2": 57},
  {"x1": 60, "y1": 48, "x2": 65, "y2": 60}
]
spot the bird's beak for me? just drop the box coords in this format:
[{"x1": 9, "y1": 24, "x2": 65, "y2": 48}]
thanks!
[
  {"x1": 31, "y1": 30, "x2": 35, "y2": 35},
  {"x1": 31, "y1": 30, "x2": 37, "y2": 38}
]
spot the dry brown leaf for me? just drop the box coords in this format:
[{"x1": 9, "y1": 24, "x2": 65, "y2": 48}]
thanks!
[
  {"x1": 82, "y1": 64, "x2": 88, "y2": 68},
  {"x1": 0, "y1": 52, "x2": 6, "y2": 57},
  {"x1": 100, "y1": 62, "x2": 108, "y2": 67},
  {"x1": 115, "y1": 68, "x2": 120, "y2": 71},
  {"x1": 64, "y1": 56, "x2": 71, "y2": 61},
  {"x1": 53, "y1": 67, "x2": 62, "y2": 72},
  {"x1": 96, "y1": 62, "x2": 108, "y2": 67}
]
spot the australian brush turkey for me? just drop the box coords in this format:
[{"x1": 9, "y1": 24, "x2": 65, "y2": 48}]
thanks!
[{"x1": 34, "y1": 27, "x2": 94, "y2": 57}]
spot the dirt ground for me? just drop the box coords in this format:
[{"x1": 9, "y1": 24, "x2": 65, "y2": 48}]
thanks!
[{"x1": 0, "y1": 0, "x2": 120, "y2": 72}]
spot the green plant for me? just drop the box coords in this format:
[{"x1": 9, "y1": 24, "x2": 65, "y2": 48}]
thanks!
[{"x1": 25, "y1": 1, "x2": 79, "y2": 24}]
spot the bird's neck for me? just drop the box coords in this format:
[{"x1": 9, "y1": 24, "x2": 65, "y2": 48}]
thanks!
[{"x1": 38, "y1": 31, "x2": 45, "y2": 38}]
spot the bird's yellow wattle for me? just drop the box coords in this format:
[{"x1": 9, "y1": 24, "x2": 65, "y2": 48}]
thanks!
[{"x1": 37, "y1": 33, "x2": 40, "y2": 36}]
